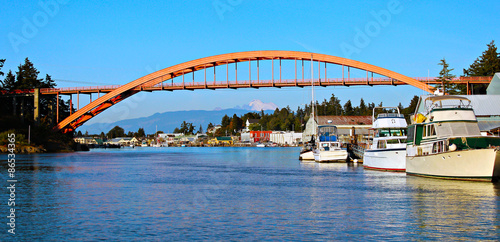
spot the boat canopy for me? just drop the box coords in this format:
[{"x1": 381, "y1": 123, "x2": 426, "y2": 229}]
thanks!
[
  {"x1": 424, "y1": 95, "x2": 471, "y2": 103},
  {"x1": 422, "y1": 95, "x2": 472, "y2": 112}
]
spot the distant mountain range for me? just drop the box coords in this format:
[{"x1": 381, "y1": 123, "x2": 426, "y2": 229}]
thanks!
[{"x1": 79, "y1": 99, "x2": 277, "y2": 134}]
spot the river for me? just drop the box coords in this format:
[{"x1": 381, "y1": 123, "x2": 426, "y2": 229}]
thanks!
[{"x1": 3, "y1": 147, "x2": 500, "y2": 241}]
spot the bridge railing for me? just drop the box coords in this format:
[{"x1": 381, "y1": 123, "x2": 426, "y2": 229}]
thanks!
[
  {"x1": 9, "y1": 76, "x2": 492, "y2": 95},
  {"x1": 40, "y1": 85, "x2": 123, "y2": 93}
]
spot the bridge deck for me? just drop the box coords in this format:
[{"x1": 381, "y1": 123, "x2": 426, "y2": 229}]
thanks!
[{"x1": 18, "y1": 76, "x2": 489, "y2": 95}]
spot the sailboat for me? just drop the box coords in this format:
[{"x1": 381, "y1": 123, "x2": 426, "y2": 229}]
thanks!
[
  {"x1": 299, "y1": 55, "x2": 317, "y2": 161},
  {"x1": 308, "y1": 55, "x2": 348, "y2": 162}
]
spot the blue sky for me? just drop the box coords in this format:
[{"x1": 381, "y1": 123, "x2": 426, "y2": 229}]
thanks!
[{"x1": 2, "y1": 0, "x2": 500, "y2": 126}]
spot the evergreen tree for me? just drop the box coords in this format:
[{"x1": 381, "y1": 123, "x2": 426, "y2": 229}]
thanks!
[
  {"x1": 329, "y1": 94, "x2": 343, "y2": 115},
  {"x1": 359, "y1": 98, "x2": 369, "y2": 116},
  {"x1": 107, "y1": 126, "x2": 125, "y2": 138},
  {"x1": 221, "y1": 114, "x2": 231, "y2": 128},
  {"x1": 16, "y1": 58, "x2": 43, "y2": 89},
  {"x1": 188, "y1": 123, "x2": 195, "y2": 135},
  {"x1": 463, "y1": 40, "x2": 500, "y2": 94},
  {"x1": 464, "y1": 40, "x2": 500, "y2": 76},
  {"x1": 435, "y1": 58, "x2": 457, "y2": 95},
  {"x1": 136, "y1": 128, "x2": 145, "y2": 137},
  {"x1": 0, "y1": 59, "x2": 5, "y2": 78},
  {"x1": 2, "y1": 71, "x2": 16, "y2": 91},
  {"x1": 343, "y1": 100, "x2": 354, "y2": 115},
  {"x1": 207, "y1": 122, "x2": 214, "y2": 131},
  {"x1": 0, "y1": 58, "x2": 71, "y2": 126}
]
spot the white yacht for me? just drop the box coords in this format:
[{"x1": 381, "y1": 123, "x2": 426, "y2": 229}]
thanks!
[
  {"x1": 406, "y1": 95, "x2": 500, "y2": 182},
  {"x1": 313, "y1": 125, "x2": 348, "y2": 162},
  {"x1": 363, "y1": 107, "x2": 407, "y2": 171}
]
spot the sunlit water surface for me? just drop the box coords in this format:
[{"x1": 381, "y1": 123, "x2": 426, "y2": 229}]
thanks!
[{"x1": 4, "y1": 147, "x2": 500, "y2": 241}]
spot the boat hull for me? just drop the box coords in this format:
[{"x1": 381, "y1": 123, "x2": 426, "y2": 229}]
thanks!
[
  {"x1": 314, "y1": 150, "x2": 348, "y2": 163},
  {"x1": 363, "y1": 148, "x2": 406, "y2": 172},
  {"x1": 299, "y1": 151, "x2": 314, "y2": 161},
  {"x1": 406, "y1": 148, "x2": 500, "y2": 182}
]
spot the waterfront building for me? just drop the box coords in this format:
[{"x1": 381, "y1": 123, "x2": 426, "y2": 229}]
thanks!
[
  {"x1": 105, "y1": 137, "x2": 138, "y2": 146},
  {"x1": 240, "y1": 132, "x2": 252, "y2": 142},
  {"x1": 207, "y1": 136, "x2": 233, "y2": 146},
  {"x1": 270, "y1": 131, "x2": 303, "y2": 146},
  {"x1": 158, "y1": 133, "x2": 183, "y2": 145},
  {"x1": 74, "y1": 137, "x2": 101, "y2": 145},
  {"x1": 207, "y1": 125, "x2": 222, "y2": 134},
  {"x1": 250, "y1": 131, "x2": 272, "y2": 143},
  {"x1": 244, "y1": 119, "x2": 260, "y2": 132}
]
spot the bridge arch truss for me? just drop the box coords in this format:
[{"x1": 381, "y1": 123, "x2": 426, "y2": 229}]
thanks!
[{"x1": 55, "y1": 51, "x2": 434, "y2": 133}]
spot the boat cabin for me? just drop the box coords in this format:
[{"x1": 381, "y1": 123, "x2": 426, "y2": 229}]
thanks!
[
  {"x1": 317, "y1": 125, "x2": 342, "y2": 151},
  {"x1": 368, "y1": 107, "x2": 408, "y2": 150},
  {"x1": 406, "y1": 95, "x2": 500, "y2": 157}
]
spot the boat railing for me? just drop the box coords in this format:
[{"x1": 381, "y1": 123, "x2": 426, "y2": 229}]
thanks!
[
  {"x1": 377, "y1": 113, "x2": 404, "y2": 118},
  {"x1": 372, "y1": 107, "x2": 401, "y2": 123},
  {"x1": 424, "y1": 95, "x2": 473, "y2": 112},
  {"x1": 429, "y1": 102, "x2": 472, "y2": 110}
]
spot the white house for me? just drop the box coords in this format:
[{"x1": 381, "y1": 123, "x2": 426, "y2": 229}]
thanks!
[
  {"x1": 270, "y1": 131, "x2": 302, "y2": 146},
  {"x1": 244, "y1": 119, "x2": 260, "y2": 132}
]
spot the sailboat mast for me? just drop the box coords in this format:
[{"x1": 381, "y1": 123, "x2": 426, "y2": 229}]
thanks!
[{"x1": 311, "y1": 54, "x2": 314, "y2": 121}]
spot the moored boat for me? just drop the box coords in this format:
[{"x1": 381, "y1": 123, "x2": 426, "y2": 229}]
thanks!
[
  {"x1": 313, "y1": 125, "x2": 348, "y2": 163},
  {"x1": 406, "y1": 95, "x2": 500, "y2": 182},
  {"x1": 299, "y1": 136, "x2": 316, "y2": 161},
  {"x1": 363, "y1": 107, "x2": 407, "y2": 171}
]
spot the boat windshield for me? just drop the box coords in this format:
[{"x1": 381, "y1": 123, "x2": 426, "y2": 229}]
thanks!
[
  {"x1": 377, "y1": 113, "x2": 404, "y2": 119},
  {"x1": 318, "y1": 125, "x2": 338, "y2": 142},
  {"x1": 376, "y1": 128, "x2": 407, "y2": 137}
]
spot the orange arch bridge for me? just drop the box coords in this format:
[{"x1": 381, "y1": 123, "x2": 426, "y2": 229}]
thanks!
[{"x1": 55, "y1": 51, "x2": 434, "y2": 133}]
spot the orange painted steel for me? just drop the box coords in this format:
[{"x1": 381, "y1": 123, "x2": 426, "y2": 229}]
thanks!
[
  {"x1": 35, "y1": 76, "x2": 492, "y2": 95},
  {"x1": 52, "y1": 51, "x2": 469, "y2": 132}
]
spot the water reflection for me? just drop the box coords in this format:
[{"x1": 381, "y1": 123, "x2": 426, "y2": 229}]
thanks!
[
  {"x1": 405, "y1": 177, "x2": 500, "y2": 240},
  {"x1": 5, "y1": 149, "x2": 500, "y2": 240}
]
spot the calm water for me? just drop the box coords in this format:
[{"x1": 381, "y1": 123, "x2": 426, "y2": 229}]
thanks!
[{"x1": 3, "y1": 147, "x2": 500, "y2": 241}]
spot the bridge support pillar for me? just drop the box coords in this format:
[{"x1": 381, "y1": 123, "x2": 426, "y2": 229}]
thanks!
[
  {"x1": 34, "y1": 88, "x2": 40, "y2": 124},
  {"x1": 12, "y1": 96, "x2": 16, "y2": 116},
  {"x1": 56, "y1": 92, "x2": 59, "y2": 124}
]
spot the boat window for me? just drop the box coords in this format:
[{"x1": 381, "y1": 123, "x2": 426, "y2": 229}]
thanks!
[
  {"x1": 378, "y1": 128, "x2": 406, "y2": 137},
  {"x1": 432, "y1": 141, "x2": 445, "y2": 154},
  {"x1": 377, "y1": 140, "x2": 387, "y2": 149},
  {"x1": 423, "y1": 124, "x2": 436, "y2": 137},
  {"x1": 407, "y1": 126, "x2": 415, "y2": 143},
  {"x1": 436, "y1": 122, "x2": 481, "y2": 137},
  {"x1": 387, "y1": 139, "x2": 401, "y2": 144}
]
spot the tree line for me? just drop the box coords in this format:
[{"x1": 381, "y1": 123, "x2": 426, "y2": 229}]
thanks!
[
  {"x1": 0, "y1": 58, "x2": 73, "y2": 126},
  {"x1": 166, "y1": 94, "x2": 420, "y2": 137},
  {"x1": 2, "y1": 40, "x2": 497, "y2": 141},
  {"x1": 437, "y1": 40, "x2": 500, "y2": 94},
  {"x1": 0, "y1": 58, "x2": 74, "y2": 151}
]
